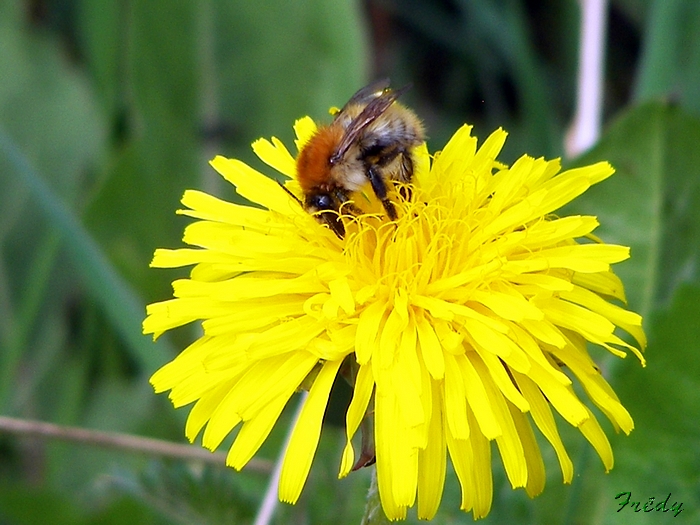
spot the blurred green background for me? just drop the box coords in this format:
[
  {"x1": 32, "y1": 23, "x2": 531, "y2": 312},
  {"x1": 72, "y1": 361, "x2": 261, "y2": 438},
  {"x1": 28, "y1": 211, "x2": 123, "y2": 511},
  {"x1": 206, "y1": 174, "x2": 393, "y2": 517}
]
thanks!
[{"x1": 1, "y1": 0, "x2": 699, "y2": 523}]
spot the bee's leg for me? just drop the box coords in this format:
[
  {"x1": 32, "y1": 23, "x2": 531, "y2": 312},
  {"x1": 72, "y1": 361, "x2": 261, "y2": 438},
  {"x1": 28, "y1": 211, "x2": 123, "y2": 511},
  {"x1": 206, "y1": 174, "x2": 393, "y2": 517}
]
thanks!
[
  {"x1": 320, "y1": 212, "x2": 346, "y2": 239},
  {"x1": 367, "y1": 165, "x2": 398, "y2": 221},
  {"x1": 397, "y1": 151, "x2": 414, "y2": 202},
  {"x1": 334, "y1": 188, "x2": 363, "y2": 215}
]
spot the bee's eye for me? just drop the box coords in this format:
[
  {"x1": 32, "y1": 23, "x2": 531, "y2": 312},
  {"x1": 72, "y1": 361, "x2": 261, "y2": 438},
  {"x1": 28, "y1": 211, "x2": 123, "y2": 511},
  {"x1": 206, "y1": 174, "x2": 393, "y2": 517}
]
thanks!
[{"x1": 308, "y1": 193, "x2": 334, "y2": 211}]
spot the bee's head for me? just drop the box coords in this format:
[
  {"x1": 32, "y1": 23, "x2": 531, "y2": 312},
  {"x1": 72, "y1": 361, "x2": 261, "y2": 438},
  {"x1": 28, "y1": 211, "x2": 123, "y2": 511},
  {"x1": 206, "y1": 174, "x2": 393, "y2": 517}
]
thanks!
[{"x1": 305, "y1": 192, "x2": 345, "y2": 239}]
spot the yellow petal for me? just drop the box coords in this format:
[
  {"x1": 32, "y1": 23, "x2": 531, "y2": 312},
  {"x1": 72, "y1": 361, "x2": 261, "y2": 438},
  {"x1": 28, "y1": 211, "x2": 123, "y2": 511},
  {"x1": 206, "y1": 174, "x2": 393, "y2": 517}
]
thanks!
[
  {"x1": 416, "y1": 379, "x2": 446, "y2": 520},
  {"x1": 416, "y1": 312, "x2": 445, "y2": 379},
  {"x1": 252, "y1": 136, "x2": 296, "y2": 178},
  {"x1": 375, "y1": 390, "x2": 411, "y2": 520},
  {"x1": 185, "y1": 378, "x2": 239, "y2": 441},
  {"x1": 443, "y1": 353, "x2": 470, "y2": 439},
  {"x1": 329, "y1": 277, "x2": 356, "y2": 314},
  {"x1": 470, "y1": 289, "x2": 544, "y2": 322},
  {"x1": 578, "y1": 406, "x2": 614, "y2": 472},
  {"x1": 471, "y1": 343, "x2": 529, "y2": 411},
  {"x1": 456, "y1": 354, "x2": 501, "y2": 440},
  {"x1": 355, "y1": 300, "x2": 388, "y2": 365},
  {"x1": 466, "y1": 407, "x2": 493, "y2": 519},
  {"x1": 430, "y1": 125, "x2": 477, "y2": 185},
  {"x1": 293, "y1": 116, "x2": 317, "y2": 151},
  {"x1": 513, "y1": 371, "x2": 573, "y2": 483},
  {"x1": 279, "y1": 359, "x2": 342, "y2": 503},
  {"x1": 210, "y1": 156, "x2": 304, "y2": 216},
  {"x1": 179, "y1": 189, "x2": 276, "y2": 229},
  {"x1": 573, "y1": 270, "x2": 627, "y2": 302},
  {"x1": 463, "y1": 317, "x2": 531, "y2": 375},
  {"x1": 509, "y1": 404, "x2": 545, "y2": 497},
  {"x1": 526, "y1": 360, "x2": 589, "y2": 426},
  {"x1": 203, "y1": 352, "x2": 317, "y2": 450},
  {"x1": 227, "y1": 393, "x2": 287, "y2": 469},
  {"x1": 339, "y1": 363, "x2": 374, "y2": 478},
  {"x1": 560, "y1": 285, "x2": 646, "y2": 351}
]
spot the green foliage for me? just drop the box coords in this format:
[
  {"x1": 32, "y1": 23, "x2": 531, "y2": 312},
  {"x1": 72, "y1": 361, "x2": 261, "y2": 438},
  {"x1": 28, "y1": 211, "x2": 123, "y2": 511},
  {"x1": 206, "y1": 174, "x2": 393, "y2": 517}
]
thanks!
[
  {"x1": 107, "y1": 462, "x2": 260, "y2": 525},
  {"x1": 1, "y1": 0, "x2": 699, "y2": 523},
  {"x1": 634, "y1": 1, "x2": 700, "y2": 111}
]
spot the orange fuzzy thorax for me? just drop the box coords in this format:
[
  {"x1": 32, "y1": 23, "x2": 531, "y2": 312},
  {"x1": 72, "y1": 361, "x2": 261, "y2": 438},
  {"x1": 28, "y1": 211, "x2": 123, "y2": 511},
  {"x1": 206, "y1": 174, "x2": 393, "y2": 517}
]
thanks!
[{"x1": 296, "y1": 125, "x2": 344, "y2": 192}]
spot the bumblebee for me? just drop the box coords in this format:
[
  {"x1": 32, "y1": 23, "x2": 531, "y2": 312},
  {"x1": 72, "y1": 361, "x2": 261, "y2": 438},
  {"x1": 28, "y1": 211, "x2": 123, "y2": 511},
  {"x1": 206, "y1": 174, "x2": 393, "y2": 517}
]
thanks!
[{"x1": 292, "y1": 79, "x2": 425, "y2": 238}]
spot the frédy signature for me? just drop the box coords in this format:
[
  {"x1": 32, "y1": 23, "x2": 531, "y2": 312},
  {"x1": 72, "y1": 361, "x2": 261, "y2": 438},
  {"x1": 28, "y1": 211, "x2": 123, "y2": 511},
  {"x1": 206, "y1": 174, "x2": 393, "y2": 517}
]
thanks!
[{"x1": 615, "y1": 492, "x2": 683, "y2": 517}]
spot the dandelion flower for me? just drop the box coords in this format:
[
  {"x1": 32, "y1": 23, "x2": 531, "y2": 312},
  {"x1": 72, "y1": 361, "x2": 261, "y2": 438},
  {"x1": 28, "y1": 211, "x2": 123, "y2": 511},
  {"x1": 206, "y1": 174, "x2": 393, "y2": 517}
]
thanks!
[{"x1": 144, "y1": 117, "x2": 645, "y2": 520}]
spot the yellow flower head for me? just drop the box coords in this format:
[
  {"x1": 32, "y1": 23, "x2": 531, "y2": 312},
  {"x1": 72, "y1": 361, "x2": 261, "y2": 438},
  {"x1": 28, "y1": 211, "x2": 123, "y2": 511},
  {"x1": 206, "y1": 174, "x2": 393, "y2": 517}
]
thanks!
[{"x1": 144, "y1": 117, "x2": 645, "y2": 521}]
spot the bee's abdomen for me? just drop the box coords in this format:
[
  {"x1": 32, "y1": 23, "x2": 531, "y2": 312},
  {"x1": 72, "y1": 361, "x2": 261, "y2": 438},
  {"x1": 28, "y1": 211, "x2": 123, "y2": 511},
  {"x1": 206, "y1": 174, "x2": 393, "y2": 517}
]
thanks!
[{"x1": 360, "y1": 106, "x2": 423, "y2": 154}]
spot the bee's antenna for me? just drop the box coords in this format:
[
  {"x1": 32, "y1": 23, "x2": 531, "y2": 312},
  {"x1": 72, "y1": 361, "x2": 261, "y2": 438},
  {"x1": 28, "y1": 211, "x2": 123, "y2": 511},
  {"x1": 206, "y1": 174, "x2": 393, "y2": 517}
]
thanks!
[
  {"x1": 277, "y1": 180, "x2": 303, "y2": 206},
  {"x1": 392, "y1": 83, "x2": 413, "y2": 98}
]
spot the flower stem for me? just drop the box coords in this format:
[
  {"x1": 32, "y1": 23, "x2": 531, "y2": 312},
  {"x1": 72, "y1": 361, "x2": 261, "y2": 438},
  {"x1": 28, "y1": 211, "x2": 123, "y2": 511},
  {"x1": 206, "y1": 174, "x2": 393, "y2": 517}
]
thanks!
[
  {"x1": 0, "y1": 415, "x2": 272, "y2": 471},
  {"x1": 361, "y1": 467, "x2": 391, "y2": 525}
]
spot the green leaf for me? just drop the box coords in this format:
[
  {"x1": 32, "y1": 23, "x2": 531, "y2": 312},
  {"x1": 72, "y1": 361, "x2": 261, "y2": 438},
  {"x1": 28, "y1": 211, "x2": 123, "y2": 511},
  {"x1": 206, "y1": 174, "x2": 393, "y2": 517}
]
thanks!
[
  {"x1": 634, "y1": 0, "x2": 700, "y2": 114},
  {"x1": 75, "y1": 1, "x2": 123, "y2": 120},
  {"x1": 618, "y1": 283, "x2": 700, "y2": 442}
]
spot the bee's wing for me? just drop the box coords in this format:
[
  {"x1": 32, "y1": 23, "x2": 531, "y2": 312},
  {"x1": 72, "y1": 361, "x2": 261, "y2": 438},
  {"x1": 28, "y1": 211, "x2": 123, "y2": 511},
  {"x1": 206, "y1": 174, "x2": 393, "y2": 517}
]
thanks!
[
  {"x1": 340, "y1": 78, "x2": 391, "y2": 110},
  {"x1": 330, "y1": 84, "x2": 412, "y2": 165}
]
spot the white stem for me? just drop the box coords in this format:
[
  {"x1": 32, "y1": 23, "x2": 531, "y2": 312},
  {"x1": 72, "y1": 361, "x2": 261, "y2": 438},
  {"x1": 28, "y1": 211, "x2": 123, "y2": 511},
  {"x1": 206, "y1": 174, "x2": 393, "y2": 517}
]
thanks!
[
  {"x1": 566, "y1": 0, "x2": 609, "y2": 157},
  {"x1": 253, "y1": 391, "x2": 309, "y2": 525}
]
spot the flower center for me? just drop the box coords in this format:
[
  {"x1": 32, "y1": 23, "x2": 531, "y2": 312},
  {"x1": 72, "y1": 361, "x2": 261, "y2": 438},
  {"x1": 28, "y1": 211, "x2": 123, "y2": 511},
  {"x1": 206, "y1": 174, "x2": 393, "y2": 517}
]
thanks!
[{"x1": 344, "y1": 186, "x2": 486, "y2": 304}]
